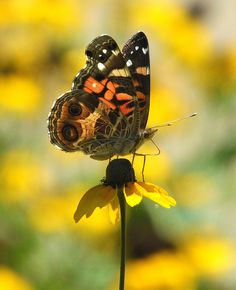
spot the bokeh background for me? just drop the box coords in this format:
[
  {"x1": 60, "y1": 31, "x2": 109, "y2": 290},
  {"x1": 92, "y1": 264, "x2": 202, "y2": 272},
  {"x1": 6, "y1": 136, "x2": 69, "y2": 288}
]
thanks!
[{"x1": 1, "y1": 0, "x2": 236, "y2": 289}]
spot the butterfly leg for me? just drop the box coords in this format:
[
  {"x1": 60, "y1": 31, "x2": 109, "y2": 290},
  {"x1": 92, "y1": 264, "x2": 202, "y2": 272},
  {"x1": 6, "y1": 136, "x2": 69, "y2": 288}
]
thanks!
[
  {"x1": 150, "y1": 138, "x2": 161, "y2": 155},
  {"x1": 132, "y1": 152, "x2": 147, "y2": 182},
  {"x1": 142, "y1": 154, "x2": 146, "y2": 182},
  {"x1": 131, "y1": 153, "x2": 136, "y2": 166}
]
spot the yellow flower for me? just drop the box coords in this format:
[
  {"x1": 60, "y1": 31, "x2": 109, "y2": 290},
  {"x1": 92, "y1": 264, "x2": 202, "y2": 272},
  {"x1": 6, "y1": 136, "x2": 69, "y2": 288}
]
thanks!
[
  {"x1": 74, "y1": 159, "x2": 176, "y2": 224},
  {"x1": 0, "y1": 266, "x2": 34, "y2": 290},
  {"x1": 0, "y1": 75, "x2": 41, "y2": 115},
  {"x1": 184, "y1": 238, "x2": 236, "y2": 276},
  {"x1": 127, "y1": 0, "x2": 212, "y2": 68},
  {"x1": 123, "y1": 252, "x2": 196, "y2": 290}
]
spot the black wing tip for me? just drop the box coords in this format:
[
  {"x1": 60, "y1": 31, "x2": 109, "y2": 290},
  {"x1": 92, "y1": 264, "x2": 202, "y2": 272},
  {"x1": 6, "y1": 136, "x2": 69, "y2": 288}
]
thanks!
[
  {"x1": 86, "y1": 34, "x2": 119, "y2": 52},
  {"x1": 122, "y1": 31, "x2": 148, "y2": 53},
  {"x1": 136, "y1": 31, "x2": 147, "y2": 37},
  {"x1": 131, "y1": 31, "x2": 148, "y2": 41}
]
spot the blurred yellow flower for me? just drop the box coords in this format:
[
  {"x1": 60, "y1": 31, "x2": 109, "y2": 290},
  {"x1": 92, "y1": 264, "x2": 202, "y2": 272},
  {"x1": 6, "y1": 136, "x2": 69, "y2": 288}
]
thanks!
[
  {"x1": 28, "y1": 194, "x2": 76, "y2": 233},
  {"x1": 0, "y1": 267, "x2": 34, "y2": 290},
  {"x1": 0, "y1": 0, "x2": 83, "y2": 30},
  {"x1": 121, "y1": 252, "x2": 196, "y2": 290},
  {"x1": 74, "y1": 181, "x2": 176, "y2": 225},
  {"x1": 0, "y1": 28, "x2": 49, "y2": 71},
  {"x1": 29, "y1": 192, "x2": 116, "y2": 237},
  {"x1": 0, "y1": 76, "x2": 41, "y2": 115},
  {"x1": 202, "y1": 45, "x2": 236, "y2": 92},
  {"x1": 184, "y1": 238, "x2": 236, "y2": 276},
  {"x1": 227, "y1": 45, "x2": 236, "y2": 78},
  {"x1": 1, "y1": 150, "x2": 53, "y2": 202},
  {"x1": 128, "y1": 0, "x2": 212, "y2": 68},
  {"x1": 62, "y1": 49, "x2": 87, "y2": 81}
]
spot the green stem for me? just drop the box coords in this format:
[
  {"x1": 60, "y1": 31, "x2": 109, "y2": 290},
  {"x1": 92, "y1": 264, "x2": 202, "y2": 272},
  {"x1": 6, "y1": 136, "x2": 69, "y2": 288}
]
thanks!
[{"x1": 117, "y1": 186, "x2": 126, "y2": 290}]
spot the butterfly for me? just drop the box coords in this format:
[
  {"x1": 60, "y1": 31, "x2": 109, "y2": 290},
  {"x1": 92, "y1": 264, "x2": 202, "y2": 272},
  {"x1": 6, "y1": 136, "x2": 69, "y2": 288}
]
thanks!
[{"x1": 48, "y1": 31, "x2": 157, "y2": 160}]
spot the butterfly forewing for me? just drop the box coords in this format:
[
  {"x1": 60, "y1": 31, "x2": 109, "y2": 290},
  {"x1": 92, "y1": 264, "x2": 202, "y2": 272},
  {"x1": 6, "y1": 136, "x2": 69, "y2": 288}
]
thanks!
[
  {"x1": 72, "y1": 34, "x2": 140, "y2": 134},
  {"x1": 122, "y1": 31, "x2": 150, "y2": 129}
]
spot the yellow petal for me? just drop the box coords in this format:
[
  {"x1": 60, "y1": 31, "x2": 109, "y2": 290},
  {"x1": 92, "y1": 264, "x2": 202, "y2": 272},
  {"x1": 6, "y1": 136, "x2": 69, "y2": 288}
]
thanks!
[
  {"x1": 124, "y1": 183, "x2": 143, "y2": 207},
  {"x1": 137, "y1": 182, "x2": 168, "y2": 195},
  {"x1": 137, "y1": 182, "x2": 176, "y2": 208},
  {"x1": 74, "y1": 185, "x2": 116, "y2": 222},
  {"x1": 108, "y1": 195, "x2": 120, "y2": 225}
]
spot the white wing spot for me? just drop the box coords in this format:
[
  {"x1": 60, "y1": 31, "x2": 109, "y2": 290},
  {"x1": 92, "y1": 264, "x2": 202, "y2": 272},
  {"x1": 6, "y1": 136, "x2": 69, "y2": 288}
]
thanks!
[
  {"x1": 130, "y1": 50, "x2": 134, "y2": 54},
  {"x1": 142, "y1": 47, "x2": 148, "y2": 54},
  {"x1": 126, "y1": 59, "x2": 132, "y2": 67},
  {"x1": 97, "y1": 62, "x2": 106, "y2": 71},
  {"x1": 135, "y1": 46, "x2": 139, "y2": 50},
  {"x1": 112, "y1": 49, "x2": 119, "y2": 56},
  {"x1": 55, "y1": 145, "x2": 62, "y2": 150},
  {"x1": 102, "y1": 49, "x2": 107, "y2": 54}
]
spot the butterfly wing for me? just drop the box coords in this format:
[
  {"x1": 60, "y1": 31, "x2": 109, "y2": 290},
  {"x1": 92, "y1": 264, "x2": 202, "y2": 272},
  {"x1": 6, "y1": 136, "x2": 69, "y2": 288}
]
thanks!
[
  {"x1": 72, "y1": 35, "x2": 139, "y2": 122},
  {"x1": 122, "y1": 31, "x2": 150, "y2": 129},
  {"x1": 48, "y1": 34, "x2": 141, "y2": 159}
]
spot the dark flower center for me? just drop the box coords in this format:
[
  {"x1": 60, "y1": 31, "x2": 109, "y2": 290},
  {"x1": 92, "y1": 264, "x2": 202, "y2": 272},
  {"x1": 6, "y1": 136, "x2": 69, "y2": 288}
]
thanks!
[{"x1": 103, "y1": 159, "x2": 136, "y2": 188}]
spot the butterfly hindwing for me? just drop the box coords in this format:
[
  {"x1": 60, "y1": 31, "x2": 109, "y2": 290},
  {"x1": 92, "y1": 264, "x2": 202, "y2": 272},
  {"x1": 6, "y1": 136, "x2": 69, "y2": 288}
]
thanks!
[
  {"x1": 122, "y1": 31, "x2": 150, "y2": 129},
  {"x1": 48, "y1": 89, "x2": 134, "y2": 159}
]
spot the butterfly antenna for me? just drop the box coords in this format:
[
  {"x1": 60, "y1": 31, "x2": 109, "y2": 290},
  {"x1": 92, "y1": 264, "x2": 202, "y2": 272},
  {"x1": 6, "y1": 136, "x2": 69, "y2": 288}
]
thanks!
[{"x1": 151, "y1": 113, "x2": 197, "y2": 129}]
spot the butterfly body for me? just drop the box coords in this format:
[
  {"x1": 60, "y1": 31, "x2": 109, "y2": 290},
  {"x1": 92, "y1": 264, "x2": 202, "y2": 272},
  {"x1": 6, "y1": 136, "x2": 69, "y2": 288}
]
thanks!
[{"x1": 48, "y1": 32, "x2": 153, "y2": 160}]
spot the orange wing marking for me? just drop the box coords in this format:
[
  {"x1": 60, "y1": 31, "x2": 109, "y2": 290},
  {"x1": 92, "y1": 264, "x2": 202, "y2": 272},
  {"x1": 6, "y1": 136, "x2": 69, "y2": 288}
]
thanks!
[
  {"x1": 84, "y1": 77, "x2": 107, "y2": 94},
  {"x1": 113, "y1": 82, "x2": 120, "y2": 88},
  {"x1": 106, "y1": 81, "x2": 116, "y2": 93},
  {"x1": 104, "y1": 90, "x2": 114, "y2": 101},
  {"x1": 116, "y1": 93, "x2": 133, "y2": 101},
  {"x1": 99, "y1": 97, "x2": 116, "y2": 110},
  {"x1": 132, "y1": 79, "x2": 140, "y2": 87},
  {"x1": 136, "y1": 67, "x2": 148, "y2": 75},
  {"x1": 120, "y1": 101, "x2": 134, "y2": 115},
  {"x1": 136, "y1": 91, "x2": 146, "y2": 100},
  {"x1": 83, "y1": 87, "x2": 93, "y2": 93}
]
